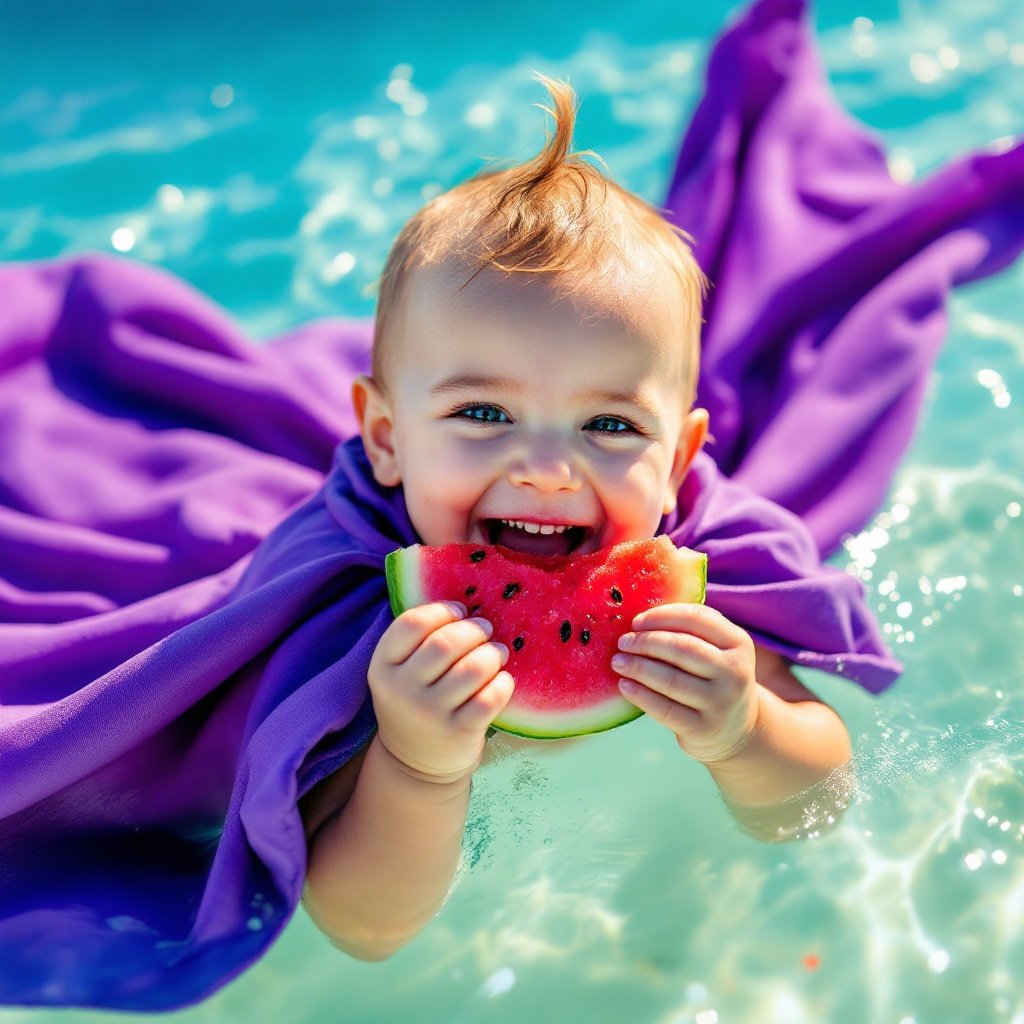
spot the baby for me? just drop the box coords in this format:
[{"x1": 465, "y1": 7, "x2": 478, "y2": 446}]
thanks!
[{"x1": 299, "y1": 75, "x2": 852, "y2": 960}]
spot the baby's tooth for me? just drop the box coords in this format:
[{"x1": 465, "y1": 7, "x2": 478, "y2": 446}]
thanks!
[{"x1": 498, "y1": 519, "x2": 578, "y2": 534}]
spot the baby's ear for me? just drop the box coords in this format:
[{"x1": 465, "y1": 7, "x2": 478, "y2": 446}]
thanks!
[
  {"x1": 352, "y1": 374, "x2": 402, "y2": 487},
  {"x1": 663, "y1": 408, "x2": 709, "y2": 515}
]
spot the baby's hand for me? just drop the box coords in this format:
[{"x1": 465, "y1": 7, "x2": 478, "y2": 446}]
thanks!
[
  {"x1": 367, "y1": 601, "x2": 514, "y2": 784},
  {"x1": 612, "y1": 604, "x2": 760, "y2": 765}
]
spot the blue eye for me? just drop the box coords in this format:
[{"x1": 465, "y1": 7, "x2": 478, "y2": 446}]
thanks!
[
  {"x1": 453, "y1": 404, "x2": 510, "y2": 424},
  {"x1": 586, "y1": 415, "x2": 636, "y2": 434}
]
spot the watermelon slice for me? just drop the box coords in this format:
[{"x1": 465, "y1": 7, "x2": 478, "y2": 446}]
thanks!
[{"x1": 384, "y1": 536, "x2": 707, "y2": 739}]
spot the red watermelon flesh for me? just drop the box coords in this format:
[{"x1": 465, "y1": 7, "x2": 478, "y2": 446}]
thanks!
[{"x1": 384, "y1": 536, "x2": 707, "y2": 739}]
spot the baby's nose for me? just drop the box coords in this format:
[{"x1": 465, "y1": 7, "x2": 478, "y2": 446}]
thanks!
[{"x1": 509, "y1": 442, "x2": 581, "y2": 491}]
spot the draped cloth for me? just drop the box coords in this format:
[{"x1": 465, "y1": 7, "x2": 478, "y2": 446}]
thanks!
[{"x1": 2, "y1": 0, "x2": 1023, "y2": 1009}]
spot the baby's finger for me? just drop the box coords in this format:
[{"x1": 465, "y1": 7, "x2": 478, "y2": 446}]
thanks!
[
  {"x1": 401, "y1": 616, "x2": 499, "y2": 684},
  {"x1": 618, "y1": 677, "x2": 700, "y2": 735},
  {"x1": 612, "y1": 652, "x2": 713, "y2": 711},
  {"x1": 431, "y1": 640, "x2": 510, "y2": 708},
  {"x1": 631, "y1": 603, "x2": 742, "y2": 649},
  {"x1": 615, "y1": 628, "x2": 720, "y2": 679},
  {"x1": 381, "y1": 601, "x2": 467, "y2": 665},
  {"x1": 452, "y1": 670, "x2": 516, "y2": 731}
]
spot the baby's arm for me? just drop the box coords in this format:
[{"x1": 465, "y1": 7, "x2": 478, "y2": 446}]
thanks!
[
  {"x1": 703, "y1": 643, "x2": 853, "y2": 809},
  {"x1": 300, "y1": 733, "x2": 474, "y2": 961},
  {"x1": 614, "y1": 606, "x2": 853, "y2": 832},
  {"x1": 300, "y1": 602, "x2": 512, "y2": 961}
]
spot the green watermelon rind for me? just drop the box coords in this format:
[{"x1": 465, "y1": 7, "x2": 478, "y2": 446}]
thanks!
[
  {"x1": 490, "y1": 701, "x2": 646, "y2": 740},
  {"x1": 383, "y1": 540, "x2": 708, "y2": 740},
  {"x1": 384, "y1": 545, "x2": 425, "y2": 617}
]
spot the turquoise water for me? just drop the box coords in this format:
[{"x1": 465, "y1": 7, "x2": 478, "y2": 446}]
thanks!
[{"x1": 2, "y1": 1, "x2": 1024, "y2": 1021}]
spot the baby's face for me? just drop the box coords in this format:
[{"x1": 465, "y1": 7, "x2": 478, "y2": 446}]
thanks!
[{"x1": 354, "y1": 261, "x2": 708, "y2": 556}]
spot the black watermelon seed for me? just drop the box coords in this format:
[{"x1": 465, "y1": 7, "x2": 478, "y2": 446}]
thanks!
[
  {"x1": 502, "y1": 582, "x2": 521, "y2": 599},
  {"x1": 465, "y1": 586, "x2": 477, "y2": 597},
  {"x1": 469, "y1": 550, "x2": 486, "y2": 563},
  {"x1": 559, "y1": 620, "x2": 572, "y2": 643},
  {"x1": 512, "y1": 636, "x2": 525, "y2": 652},
  {"x1": 580, "y1": 629, "x2": 590, "y2": 645},
  {"x1": 610, "y1": 587, "x2": 623, "y2": 604}
]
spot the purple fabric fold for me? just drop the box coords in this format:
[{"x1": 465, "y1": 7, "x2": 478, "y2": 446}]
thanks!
[
  {"x1": 665, "y1": 0, "x2": 1024, "y2": 558},
  {"x1": 2, "y1": 0, "x2": 1024, "y2": 1009}
]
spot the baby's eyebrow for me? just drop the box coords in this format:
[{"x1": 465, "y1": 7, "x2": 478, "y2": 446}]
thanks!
[
  {"x1": 428, "y1": 373, "x2": 660, "y2": 416},
  {"x1": 429, "y1": 373, "x2": 519, "y2": 396}
]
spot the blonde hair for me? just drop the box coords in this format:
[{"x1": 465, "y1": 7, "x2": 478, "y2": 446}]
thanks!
[{"x1": 371, "y1": 72, "x2": 708, "y2": 407}]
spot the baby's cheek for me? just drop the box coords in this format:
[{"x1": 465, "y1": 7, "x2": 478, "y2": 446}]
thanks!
[
  {"x1": 603, "y1": 464, "x2": 666, "y2": 536},
  {"x1": 404, "y1": 463, "x2": 481, "y2": 544}
]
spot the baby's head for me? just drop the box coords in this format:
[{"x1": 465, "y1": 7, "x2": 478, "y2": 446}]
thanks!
[{"x1": 354, "y1": 74, "x2": 710, "y2": 557}]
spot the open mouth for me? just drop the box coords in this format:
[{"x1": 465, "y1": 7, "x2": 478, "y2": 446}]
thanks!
[{"x1": 482, "y1": 518, "x2": 591, "y2": 557}]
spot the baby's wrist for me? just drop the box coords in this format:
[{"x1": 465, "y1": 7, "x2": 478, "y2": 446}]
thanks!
[{"x1": 371, "y1": 733, "x2": 478, "y2": 788}]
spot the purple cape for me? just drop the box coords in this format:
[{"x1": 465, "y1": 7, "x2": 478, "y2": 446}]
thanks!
[{"x1": 2, "y1": 0, "x2": 1024, "y2": 1009}]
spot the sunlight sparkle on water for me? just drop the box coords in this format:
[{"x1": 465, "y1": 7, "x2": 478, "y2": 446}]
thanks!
[
  {"x1": 322, "y1": 251, "x2": 356, "y2": 283},
  {"x1": 910, "y1": 53, "x2": 943, "y2": 84},
  {"x1": 387, "y1": 66, "x2": 428, "y2": 117},
  {"x1": 111, "y1": 227, "x2": 135, "y2": 251},
  {"x1": 157, "y1": 184, "x2": 185, "y2": 213},
  {"x1": 666, "y1": 50, "x2": 693, "y2": 74},
  {"x1": 386, "y1": 78, "x2": 423, "y2": 114},
  {"x1": 481, "y1": 967, "x2": 516, "y2": 998},
  {"x1": 210, "y1": 84, "x2": 234, "y2": 108},
  {"x1": 887, "y1": 149, "x2": 916, "y2": 182},
  {"x1": 964, "y1": 850, "x2": 985, "y2": 870},
  {"x1": 851, "y1": 17, "x2": 876, "y2": 57},
  {"x1": 466, "y1": 102, "x2": 498, "y2": 128},
  {"x1": 977, "y1": 368, "x2": 1012, "y2": 407},
  {"x1": 935, "y1": 575, "x2": 967, "y2": 594},
  {"x1": 401, "y1": 93, "x2": 428, "y2": 117},
  {"x1": 852, "y1": 33, "x2": 877, "y2": 58},
  {"x1": 352, "y1": 115, "x2": 379, "y2": 139},
  {"x1": 686, "y1": 983, "x2": 709, "y2": 1003}
]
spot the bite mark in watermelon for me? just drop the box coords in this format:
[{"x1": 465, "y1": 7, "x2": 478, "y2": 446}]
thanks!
[{"x1": 384, "y1": 536, "x2": 708, "y2": 739}]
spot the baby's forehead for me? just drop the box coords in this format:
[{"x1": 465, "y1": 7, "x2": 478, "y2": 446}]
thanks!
[
  {"x1": 406, "y1": 257, "x2": 682, "y2": 343},
  {"x1": 393, "y1": 260, "x2": 690, "y2": 397}
]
